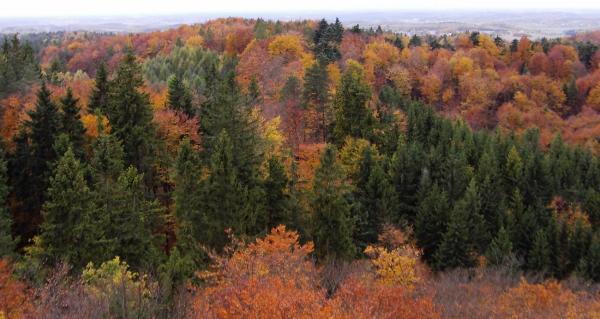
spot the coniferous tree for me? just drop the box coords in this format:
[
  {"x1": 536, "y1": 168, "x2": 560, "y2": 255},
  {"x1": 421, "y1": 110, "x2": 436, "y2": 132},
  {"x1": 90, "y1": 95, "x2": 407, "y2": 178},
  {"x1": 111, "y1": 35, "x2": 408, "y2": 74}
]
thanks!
[
  {"x1": 32, "y1": 148, "x2": 95, "y2": 270},
  {"x1": 167, "y1": 75, "x2": 195, "y2": 119},
  {"x1": 302, "y1": 61, "x2": 331, "y2": 142},
  {"x1": 247, "y1": 74, "x2": 262, "y2": 108},
  {"x1": 476, "y1": 150, "x2": 507, "y2": 235},
  {"x1": 107, "y1": 166, "x2": 165, "y2": 270},
  {"x1": 310, "y1": 144, "x2": 356, "y2": 260},
  {"x1": 389, "y1": 141, "x2": 423, "y2": 223},
  {"x1": 578, "y1": 234, "x2": 600, "y2": 282},
  {"x1": 262, "y1": 155, "x2": 291, "y2": 232},
  {"x1": 527, "y1": 229, "x2": 551, "y2": 273},
  {"x1": 107, "y1": 46, "x2": 158, "y2": 173},
  {"x1": 200, "y1": 70, "x2": 264, "y2": 188},
  {"x1": 171, "y1": 138, "x2": 206, "y2": 281},
  {"x1": 10, "y1": 82, "x2": 60, "y2": 242},
  {"x1": 58, "y1": 87, "x2": 87, "y2": 161},
  {"x1": 88, "y1": 61, "x2": 110, "y2": 113},
  {"x1": 202, "y1": 130, "x2": 257, "y2": 250},
  {"x1": 333, "y1": 61, "x2": 373, "y2": 147},
  {"x1": 415, "y1": 182, "x2": 450, "y2": 264},
  {"x1": 0, "y1": 138, "x2": 16, "y2": 257},
  {"x1": 568, "y1": 215, "x2": 592, "y2": 273},
  {"x1": 485, "y1": 227, "x2": 513, "y2": 267},
  {"x1": 434, "y1": 199, "x2": 479, "y2": 271}
]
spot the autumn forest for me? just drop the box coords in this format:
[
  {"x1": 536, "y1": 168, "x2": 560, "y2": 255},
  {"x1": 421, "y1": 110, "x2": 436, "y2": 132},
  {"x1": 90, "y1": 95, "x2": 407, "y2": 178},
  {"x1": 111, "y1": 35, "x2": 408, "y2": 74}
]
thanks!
[{"x1": 3, "y1": 16, "x2": 600, "y2": 317}]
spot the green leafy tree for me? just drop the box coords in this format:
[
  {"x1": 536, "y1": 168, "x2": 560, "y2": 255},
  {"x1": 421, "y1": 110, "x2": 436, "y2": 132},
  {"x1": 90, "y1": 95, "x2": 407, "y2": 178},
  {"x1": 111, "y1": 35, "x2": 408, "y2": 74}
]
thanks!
[{"x1": 310, "y1": 144, "x2": 356, "y2": 260}]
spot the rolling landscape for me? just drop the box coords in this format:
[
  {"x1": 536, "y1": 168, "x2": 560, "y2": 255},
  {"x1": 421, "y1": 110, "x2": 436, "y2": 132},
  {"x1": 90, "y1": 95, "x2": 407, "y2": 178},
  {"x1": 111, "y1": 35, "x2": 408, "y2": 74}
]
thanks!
[{"x1": 2, "y1": 7, "x2": 600, "y2": 318}]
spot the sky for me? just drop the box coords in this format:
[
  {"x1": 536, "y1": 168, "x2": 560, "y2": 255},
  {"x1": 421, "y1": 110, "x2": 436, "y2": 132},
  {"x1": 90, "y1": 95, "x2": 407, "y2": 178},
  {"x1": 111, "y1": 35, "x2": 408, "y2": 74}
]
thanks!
[{"x1": 2, "y1": 0, "x2": 600, "y2": 17}]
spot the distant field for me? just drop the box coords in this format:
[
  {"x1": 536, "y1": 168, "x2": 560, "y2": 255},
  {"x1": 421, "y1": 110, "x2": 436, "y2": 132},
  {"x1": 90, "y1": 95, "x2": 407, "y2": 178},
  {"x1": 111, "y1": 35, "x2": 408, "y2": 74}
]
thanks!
[{"x1": 2, "y1": 10, "x2": 600, "y2": 40}]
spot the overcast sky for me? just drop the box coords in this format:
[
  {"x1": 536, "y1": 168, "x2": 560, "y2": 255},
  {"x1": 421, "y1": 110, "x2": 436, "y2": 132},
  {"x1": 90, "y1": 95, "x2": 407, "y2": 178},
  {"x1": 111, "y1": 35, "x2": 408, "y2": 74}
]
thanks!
[{"x1": 2, "y1": 0, "x2": 600, "y2": 17}]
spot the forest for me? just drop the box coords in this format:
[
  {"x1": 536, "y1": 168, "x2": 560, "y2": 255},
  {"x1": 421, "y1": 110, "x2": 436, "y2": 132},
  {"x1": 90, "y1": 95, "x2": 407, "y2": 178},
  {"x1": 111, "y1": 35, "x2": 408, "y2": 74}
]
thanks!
[{"x1": 2, "y1": 16, "x2": 600, "y2": 317}]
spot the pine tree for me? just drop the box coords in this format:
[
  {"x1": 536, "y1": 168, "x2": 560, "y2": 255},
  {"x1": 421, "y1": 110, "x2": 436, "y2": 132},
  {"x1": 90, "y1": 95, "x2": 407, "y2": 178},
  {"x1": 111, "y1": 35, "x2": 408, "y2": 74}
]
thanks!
[
  {"x1": 434, "y1": 199, "x2": 479, "y2": 271},
  {"x1": 462, "y1": 179, "x2": 489, "y2": 253},
  {"x1": 389, "y1": 141, "x2": 423, "y2": 223},
  {"x1": 58, "y1": 87, "x2": 87, "y2": 161},
  {"x1": 333, "y1": 61, "x2": 373, "y2": 147},
  {"x1": 200, "y1": 70, "x2": 264, "y2": 188},
  {"x1": 415, "y1": 182, "x2": 450, "y2": 264},
  {"x1": 247, "y1": 74, "x2": 262, "y2": 108},
  {"x1": 578, "y1": 234, "x2": 600, "y2": 282},
  {"x1": 527, "y1": 229, "x2": 551, "y2": 273},
  {"x1": 88, "y1": 61, "x2": 110, "y2": 113},
  {"x1": 106, "y1": 166, "x2": 165, "y2": 270},
  {"x1": 0, "y1": 138, "x2": 17, "y2": 257},
  {"x1": 202, "y1": 130, "x2": 257, "y2": 250},
  {"x1": 476, "y1": 150, "x2": 507, "y2": 235},
  {"x1": 33, "y1": 148, "x2": 96, "y2": 270},
  {"x1": 310, "y1": 144, "x2": 356, "y2": 260},
  {"x1": 107, "y1": 46, "x2": 158, "y2": 173},
  {"x1": 171, "y1": 138, "x2": 206, "y2": 281},
  {"x1": 568, "y1": 215, "x2": 592, "y2": 273},
  {"x1": 485, "y1": 227, "x2": 513, "y2": 267},
  {"x1": 167, "y1": 75, "x2": 195, "y2": 119},
  {"x1": 302, "y1": 61, "x2": 332, "y2": 142},
  {"x1": 262, "y1": 155, "x2": 291, "y2": 232},
  {"x1": 10, "y1": 82, "x2": 60, "y2": 242}
]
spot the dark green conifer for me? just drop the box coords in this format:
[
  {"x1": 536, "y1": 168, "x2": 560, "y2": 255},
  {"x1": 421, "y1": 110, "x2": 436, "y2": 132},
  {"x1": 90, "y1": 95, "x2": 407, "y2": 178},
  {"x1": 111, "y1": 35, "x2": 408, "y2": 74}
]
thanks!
[
  {"x1": 0, "y1": 138, "x2": 16, "y2": 257},
  {"x1": 434, "y1": 199, "x2": 479, "y2": 271},
  {"x1": 527, "y1": 229, "x2": 551, "y2": 273},
  {"x1": 167, "y1": 75, "x2": 195, "y2": 119},
  {"x1": 310, "y1": 144, "x2": 356, "y2": 260},
  {"x1": 578, "y1": 234, "x2": 600, "y2": 282},
  {"x1": 485, "y1": 227, "x2": 513, "y2": 267},
  {"x1": 88, "y1": 61, "x2": 110, "y2": 113},
  {"x1": 415, "y1": 182, "x2": 450, "y2": 264},
  {"x1": 59, "y1": 87, "x2": 87, "y2": 160},
  {"x1": 107, "y1": 46, "x2": 158, "y2": 173}
]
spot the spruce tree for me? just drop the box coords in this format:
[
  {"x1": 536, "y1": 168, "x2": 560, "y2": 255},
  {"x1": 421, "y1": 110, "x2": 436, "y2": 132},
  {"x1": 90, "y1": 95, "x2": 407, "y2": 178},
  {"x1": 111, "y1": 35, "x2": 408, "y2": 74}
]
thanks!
[
  {"x1": 106, "y1": 166, "x2": 165, "y2": 270},
  {"x1": 415, "y1": 182, "x2": 450, "y2": 264},
  {"x1": 262, "y1": 155, "x2": 291, "y2": 232},
  {"x1": 485, "y1": 227, "x2": 513, "y2": 267},
  {"x1": 167, "y1": 75, "x2": 195, "y2": 119},
  {"x1": 171, "y1": 138, "x2": 206, "y2": 281},
  {"x1": 88, "y1": 61, "x2": 110, "y2": 113},
  {"x1": 527, "y1": 229, "x2": 551, "y2": 273},
  {"x1": 310, "y1": 144, "x2": 356, "y2": 260},
  {"x1": 434, "y1": 199, "x2": 479, "y2": 271},
  {"x1": 200, "y1": 70, "x2": 264, "y2": 188},
  {"x1": 578, "y1": 234, "x2": 600, "y2": 282},
  {"x1": 58, "y1": 87, "x2": 87, "y2": 160},
  {"x1": 302, "y1": 61, "x2": 332, "y2": 142},
  {"x1": 202, "y1": 130, "x2": 257, "y2": 250},
  {"x1": 107, "y1": 46, "x2": 158, "y2": 173},
  {"x1": 0, "y1": 138, "x2": 16, "y2": 257},
  {"x1": 389, "y1": 141, "x2": 423, "y2": 223},
  {"x1": 33, "y1": 148, "x2": 96, "y2": 270},
  {"x1": 332, "y1": 61, "x2": 373, "y2": 147},
  {"x1": 10, "y1": 82, "x2": 60, "y2": 242},
  {"x1": 568, "y1": 215, "x2": 592, "y2": 273}
]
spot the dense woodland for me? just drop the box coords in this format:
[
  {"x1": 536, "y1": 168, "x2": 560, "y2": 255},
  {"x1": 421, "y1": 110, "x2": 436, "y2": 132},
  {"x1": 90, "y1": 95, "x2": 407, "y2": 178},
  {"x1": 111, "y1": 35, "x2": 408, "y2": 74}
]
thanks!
[{"x1": 3, "y1": 17, "x2": 600, "y2": 317}]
